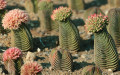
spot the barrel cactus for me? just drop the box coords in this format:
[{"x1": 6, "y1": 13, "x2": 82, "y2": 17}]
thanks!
[
  {"x1": 3, "y1": 47, "x2": 23, "y2": 75},
  {"x1": 67, "y1": 0, "x2": 84, "y2": 12},
  {"x1": 108, "y1": 0, "x2": 120, "y2": 8},
  {"x1": 51, "y1": 7, "x2": 81, "y2": 52},
  {"x1": 49, "y1": 49, "x2": 73, "y2": 71},
  {"x1": 84, "y1": 7, "x2": 105, "y2": 20},
  {"x1": 85, "y1": 13, "x2": 119, "y2": 71},
  {"x1": 82, "y1": 65, "x2": 102, "y2": 75},
  {"x1": 107, "y1": 8, "x2": 120, "y2": 48},
  {"x1": 38, "y1": 0, "x2": 53, "y2": 32},
  {"x1": 2, "y1": 9, "x2": 33, "y2": 51},
  {"x1": 21, "y1": 61, "x2": 42, "y2": 75}
]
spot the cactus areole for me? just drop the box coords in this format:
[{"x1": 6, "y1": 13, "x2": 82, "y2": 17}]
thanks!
[
  {"x1": 51, "y1": 7, "x2": 81, "y2": 52},
  {"x1": 85, "y1": 13, "x2": 119, "y2": 71}
]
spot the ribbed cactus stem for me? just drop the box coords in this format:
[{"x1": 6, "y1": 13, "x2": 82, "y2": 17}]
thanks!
[
  {"x1": 59, "y1": 19, "x2": 81, "y2": 52},
  {"x1": 11, "y1": 24, "x2": 33, "y2": 51},
  {"x1": 94, "y1": 28, "x2": 119, "y2": 71}
]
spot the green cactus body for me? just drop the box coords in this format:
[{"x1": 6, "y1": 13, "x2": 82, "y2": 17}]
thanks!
[
  {"x1": 58, "y1": 19, "x2": 80, "y2": 52},
  {"x1": 107, "y1": 8, "x2": 120, "y2": 48},
  {"x1": 11, "y1": 24, "x2": 33, "y2": 51},
  {"x1": 61, "y1": 50, "x2": 73, "y2": 71},
  {"x1": 82, "y1": 65, "x2": 102, "y2": 75},
  {"x1": 84, "y1": 7, "x2": 105, "y2": 20},
  {"x1": 67, "y1": 0, "x2": 84, "y2": 11},
  {"x1": 94, "y1": 28, "x2": 119, "y2": 71},
  {"x1": 4, "y1": 58, "x2": 23, "y2": 75}
]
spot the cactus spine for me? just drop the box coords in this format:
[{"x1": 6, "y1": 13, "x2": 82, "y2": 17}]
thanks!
[
  {"x1": 82, "y1": 65, "x2": 102, "y2": 75},
  {"x1": 49, "y1": 49, "x2": 73, "y2": 71},
  {"x1": 11, "y1": 24, "x2": 33, "y2": 51},
  {"x1": 107, "y1": 8, "x2": 120, "y2": 48},
  {"x1": 85, "y1": 14, "x2": 119, "y2": 71}
]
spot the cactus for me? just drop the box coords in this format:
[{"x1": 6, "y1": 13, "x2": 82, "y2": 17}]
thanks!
[
  {"x1": 85, "y1": 14, "x2": 119, "y2": 71},
  {"x1": 2, "y1": 9, "x2": 33, "y2": 51},
  {"x1": 21, "y1": 61, "x2": 42, "y2": 75},
  {"x1": 84, "y1": 7, "x2": 105, "y2": 20},
  {"x1": 3, "y1": 47, "x2": 23, "y2": 75},
  {"x1": 107, "y1": 8, "x2": 120, "y2": 48},
  {"x1": 49, "y1": 49, "x2": 73, "y2": 71},
  {"x1": 38, "y1": 0, "x2": 53, "y2": 32},
  {"x1": 82, "y1": 65, "x2": 102, "y2": 75},
  {"x1": 67, "y1": 0, "x2": 84, "y2": 12},
  {"x1": 108, "y1": 0, "x2": 120, "y2": 8}
]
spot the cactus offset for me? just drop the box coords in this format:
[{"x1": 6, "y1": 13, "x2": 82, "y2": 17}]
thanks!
[
  {"x1": 2, "y1": 9, "x2": 33, "y2": 51},
  {"x1": 3, "y1": 47, "x2": 23, "y2": 75},
  {"x1": 21, "y1": 61, "x2": 42, "y2": 75},
  {"x1": 51, "y1": 7, "x2": 81, "y2": 52},
  {"x1": 107, "y1": 8, "x2": 120, "y2": 48},
  {"x1": 85, "y1": 14, "x2": 119, "y2": 71},
  {"x1": 82, "y1": 65, "x2": 102, "y2": 75}
]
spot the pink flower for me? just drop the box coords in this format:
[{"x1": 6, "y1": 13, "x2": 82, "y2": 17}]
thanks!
[
  {"x1": 3, "y1": 47, "x2": 22, "y2": 61},
  {"x1": 2, "y1": 9, "x2": 29, "y2": 29},
  {"x1": 21, "y1": 61, "x2": 42, "y2": 75},
  {"x1": 0, "y1": 0, "x2": 6, "y2": 10}
]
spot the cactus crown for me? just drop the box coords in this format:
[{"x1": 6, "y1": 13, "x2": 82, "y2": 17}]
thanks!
[
  {"x1": 85, "y1": 13, "x2": 108, "y2": 33},
  {"x1": 2, "y1": 9, "x2": 29, "y2": 30},
  {"x1": 3, "y1": 47, "x2": 22, "y2": 62},
  {"x1": 51, "y1": 6, "x2": 72, "y2": 21},
  {"x1": 0, "y1": 0, "x2": 6, "y2": 10},
  {"x1": 21, "y1": 61, "x2": 42, "y2": 75},
  {"x1": 38, "y1": 0, "x2": 53, "y2": 11}
]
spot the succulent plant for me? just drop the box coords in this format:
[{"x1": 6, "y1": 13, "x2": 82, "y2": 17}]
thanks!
[
  {"x1": 21, "y1": 61, "x2": 42, "y2": 75},
  {"x1": 82, "y1": 65, "x2": 102, "y2": 75},
  {"x1": 38, "y1": 0, "x2": 53, "y2": 32},
  {"x1": 51, "y1": 7, "x2": 81, "y2": 52},
  {"x1": 49, "y1": 49, "x2": 73, "y2": 71},
  {"x1": 3, "y1": 47, "x2": 23, "y2": 75},
  {"x1": 84, "y1": 7, "x2": 105, "y2": 20},
  {"x1": 108, "y1": 0, "x2": 120, "y2": 8},
  {"x1": 67, "y1": 0, "x2": 84, "y2": 12},
  {"x1": 2, "y1": 9, "x2": 33, "y2": 51},
  {"x1": 85, "y1": 13, "x2": 119, "y2": 71},
  {"x1": 107, "y1": 8, "x2": 120, "y2": 48}
]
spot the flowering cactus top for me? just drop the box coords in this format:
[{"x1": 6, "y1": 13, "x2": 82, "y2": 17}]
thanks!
[
  {"x1": 0, "y1": 0, "x2": 6, "y2": 10},
  {"x1": 2, "y1": 9, "x2": 29, "y2": 30},
  {"x1": 3, "y1": 47, "x2": 22, "y2": 61},
  {"x1": 21, "y1": 61, "x2": 42, "y2": 75},
  {"x1": 51, "y1": 6, "x2": 72, "y2": 21},
  {"x1": 85, "y1": 13, "x2": 108, "y2": 33}
]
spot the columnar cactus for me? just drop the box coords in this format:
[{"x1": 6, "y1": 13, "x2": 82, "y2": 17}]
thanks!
[
  {"x1": 21, "y1": 61, "x2": 42, "y2": 75},
  {"x1": 0, "y1": 0, "x2": 7, "y2": 34},
  {"x1": 84, "y1": 7, "x2": 105, "y2": 20},
  {"x1": 107, "y1": 8, "x2": 120, "y2": 48},
  {"x1": 38, "y1": 0, "x2": 53, "y2": 32},
  {"x1": 82, "y1": 65, "x2": 102, "y2": 75},
  {"x1": 108, "y1": 0, "x2": 120, "y2": 8},
  {"x1": 3, "y1": 47, "x2": 23, "y2": 75},
  {"x1": 2, "y1": 9, "x2": 33, "y2": 51},
  {"x1": 49, "y1": 49, "x2": 73, "y2": 71},
  {"x1": 67, "y1": 0, "x2": 84, "y2": 12},
  {"x1": 85, "y1": 13, "x2": 119, "y2": 71},
  {"x1": 51, "y1": 7, "x2": 81, "y2": 52}
]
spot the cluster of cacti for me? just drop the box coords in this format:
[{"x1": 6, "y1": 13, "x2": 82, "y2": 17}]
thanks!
[
  {"x1": 108, "y1": 0, "x2": 120, "y2": 8},
  {"x1": 51, "y1": 7, "x2": 81, "y2": 52},
  {"x1": 82, "y1": 65, "x2": 102, "y2": 75},
  {"x1": 49, "y1": 49, "x2": 73, "y2": 71},
  {"x1": 107, "y1": 8, "x2": 120, "y2": 48},
  {"x1": 85, "y1": 13, "x2": 119, "y2": 71},
  {"x1": 67, "y1": 0, "x2": 84, "y2": 12},
  {"x1": 3, "y1": 47, "x2": 23, "y2": 75},
  {"x1": 38, "y1": 0, "x2": 54, "y2": 32},
  {"x1": 21, "y1": 61, "x2": 42, "y2": 75},
  {"x1": 84, "y1": 7, "x2": 105, "y2": 20},
  {"x1": 2, "y1": 9, "x2": 33, "y2": 51}
]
